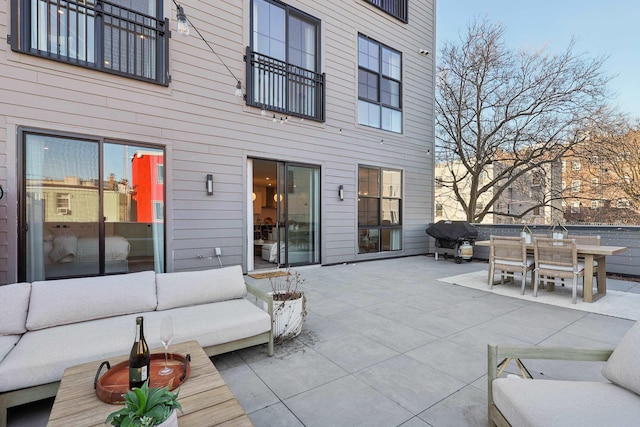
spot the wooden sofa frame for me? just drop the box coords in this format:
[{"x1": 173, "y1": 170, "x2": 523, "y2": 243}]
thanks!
[
  {"x1": 487, "y1": 343, "x2": 615, "y2": 427},
  {"x1": 0, "y1": 284, "x2": 273, "y2": 427}
]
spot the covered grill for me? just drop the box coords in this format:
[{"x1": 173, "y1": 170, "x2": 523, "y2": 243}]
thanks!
[{"x1": 426, "y1": 220, "x2": 478, "y2": 263}]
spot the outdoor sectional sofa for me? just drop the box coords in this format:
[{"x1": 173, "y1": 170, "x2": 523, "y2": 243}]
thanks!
[
  {"x1": 488, "y1": 320, "x2": 640, "y2": 426},
  {"x1": 0, "y1": 265, "x2": 273, "y2": 427}
]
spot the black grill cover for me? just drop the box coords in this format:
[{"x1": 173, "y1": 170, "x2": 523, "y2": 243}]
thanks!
[{"x1": 426, "y1": 220, "x2": 478, "y2": 242}]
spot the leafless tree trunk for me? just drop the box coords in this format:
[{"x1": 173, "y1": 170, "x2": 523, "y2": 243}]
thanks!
[{"x1": 436, "y1": 19, "x2": 612, "y2": 223}]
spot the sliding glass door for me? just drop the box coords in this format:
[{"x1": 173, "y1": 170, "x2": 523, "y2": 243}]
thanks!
[
  {"x1": 251, "y1": 159, "x2": 320, "y2": 268},
  {"x1": 278, "y1": 163, "x2": 320, "y2": 265},
  {"x1": 19, "y1": 130, "x2": 164, "y2": 281}
]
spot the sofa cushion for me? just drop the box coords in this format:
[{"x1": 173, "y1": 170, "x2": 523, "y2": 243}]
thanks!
[
  {"x1": 156, "y1": 265, "x2": 247, "y2": 311},
  {"x1": 492, "y1": 377, "x2": 640, "y2": 427},
  {"x1": 144, "y1": 299, "x2": 271, "y2": 349},
  {"x1": 0, "y1": 335, "x2": 20, "y2": 364},
  {"x1": 0, "y1": 315, "x2": 137, "y2": 392},
  {"x1": 602, "y1": 321, "x2": 640, "y2": 395},
  {"x1": 0, "y1": 282, "x2": 31, "y2": 335},
  {"x1": 27, "y1": 271, "x2": 157, "y2": 331}
]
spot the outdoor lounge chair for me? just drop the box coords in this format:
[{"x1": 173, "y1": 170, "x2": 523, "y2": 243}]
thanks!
[{"x1": 488, "y1": 321, "x2": 640, "y2": 427}]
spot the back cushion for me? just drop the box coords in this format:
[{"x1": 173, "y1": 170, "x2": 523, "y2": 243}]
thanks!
[
  {"x1": 27, "y1": 271, "x2": 157, "y2": 330},
  {"x1": 156, "y1": 265, "x2": 247, "y2": 310},
  {"x1": 0, "y1": 283, "x2": 31, "y2": 335},
  {"x1": 602, "y1": 321, "x2": 640, "y2": 395}
]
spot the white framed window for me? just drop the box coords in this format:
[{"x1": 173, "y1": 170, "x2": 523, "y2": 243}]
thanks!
[
  {"x1": 591, "y1": 178, "x2": 599, "y2": 189},
  {"x1": 153, "y1": 201, "x2": 164, "y2": 221},
  {"x1": 56, "y1": 193, "x2": 71, "y2": 215},
  {"x1": 571, "y1": 160, "x2": 581, "y2": 171},
  {"x1": 571, "y1": 180, "x2": 581, "y2": 193},
  {"x1": 157, "y1": 164, "x2": 164, "y2": 184},
  {"x1": 617, "y1": 199, "x2": 630, "y2": 209},
  {"x1": 590, "y1": 200, "x2": 598, "y2": 210},
  {"x1": 562, "y1": 160, "x2": 566, "y2": 172},
  {"x1": 435, "y1": 203, "x2": 443, "y2": 216}
]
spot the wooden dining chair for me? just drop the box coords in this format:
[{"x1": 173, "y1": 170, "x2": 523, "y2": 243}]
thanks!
[
  {"x1": 568, "y1": 235, "x2": 602, "y2": 290},
  {"x1": 534, "y1": 238, "x2": 585, "y2": 304},
  {"x1": 488, "y1": 236, "x2": 534, "y2": 295}
]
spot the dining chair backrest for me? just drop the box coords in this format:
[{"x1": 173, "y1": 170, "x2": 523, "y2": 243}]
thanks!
[
  {"x1": 490, "y1": 236, "x2": 527, "y2": 265},
  {"x1": 534, "y1": 238, "x2": 579, "y2": 277},
  {"x1": 569, "y1": 235, "x2": 601, "y2": 246}
]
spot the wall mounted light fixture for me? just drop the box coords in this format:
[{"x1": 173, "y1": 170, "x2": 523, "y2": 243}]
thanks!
[
  {"x1": 338, "y1": 185, "x2": 344, "y2": 201},
  {"x1": 206, "y1": 174, "x2": 213, "y2": 196}
]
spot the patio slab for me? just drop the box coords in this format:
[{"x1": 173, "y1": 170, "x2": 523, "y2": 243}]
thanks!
[{"x1": 7, "y1": 255, "x2": 638, "y2": 427}]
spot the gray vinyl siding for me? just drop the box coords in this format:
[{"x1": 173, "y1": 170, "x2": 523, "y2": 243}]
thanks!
[{"x1": 0, "y1": 0, "x2": 435, "y2": 282}]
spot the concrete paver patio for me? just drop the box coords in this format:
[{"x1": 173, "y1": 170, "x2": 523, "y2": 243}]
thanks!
[{"x1": 7, "y1": 256, "x2": 637, "y2": 426}]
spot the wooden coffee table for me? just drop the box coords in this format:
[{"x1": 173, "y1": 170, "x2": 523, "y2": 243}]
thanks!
[{"x1": 47, "y1": 340, "x2": 253, "y2": 426}]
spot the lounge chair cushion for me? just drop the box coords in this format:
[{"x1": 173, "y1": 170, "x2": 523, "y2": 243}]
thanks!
[
  {"x1": 156, "y1": 265, "x2": 247, "y2": 310},
  {"x1": 602, "y1": 321, "x2": 640, "y2": 395},
  {"x1": 26, "y1": 271, "x2": 157, "y2": 330},
  {"x1": 492, "y1": 377, "x2": 640, "y2": 427},
  {"x1": 0, "y1": 282, "x2": 31, "y2": 335}
]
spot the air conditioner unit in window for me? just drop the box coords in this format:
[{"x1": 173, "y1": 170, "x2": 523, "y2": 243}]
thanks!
[{"x1": 57, "y1": 207, "x2": 70, "y2": 215}]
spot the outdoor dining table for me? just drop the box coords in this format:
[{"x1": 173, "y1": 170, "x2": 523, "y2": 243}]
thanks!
[{"x1": 475, "y1": 239, "x2": 627, "y2": 302}]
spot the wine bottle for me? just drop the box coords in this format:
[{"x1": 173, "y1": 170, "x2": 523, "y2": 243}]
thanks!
[{"x1": 129, "y1": 316, "x2": 150, "y2": 389}]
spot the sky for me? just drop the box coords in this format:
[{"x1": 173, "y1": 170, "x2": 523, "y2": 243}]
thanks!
[{"x1": 437, "y1": 0, "x2": 640, "y2": 119}]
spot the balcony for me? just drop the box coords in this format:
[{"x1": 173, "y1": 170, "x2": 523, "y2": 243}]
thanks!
[
  {"x1": 244, "y1": 47, "x2": 325, "y2": 122},
  {"x1": 364, "y1": 0, "x2": 408, "y2": 23},
  {"x1": 10, "y1": 0, "x2": 169, "y2": 85}
]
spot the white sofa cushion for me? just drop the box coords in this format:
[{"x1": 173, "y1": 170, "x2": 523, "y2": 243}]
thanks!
[
  {"x1": 0, "y1": 314, "x2": 138, "y2": 392},
  {"x1": 156, "y1": 266, "x2": 247, "y2": 310},
  {"x1": 145, "y1": 300, "x2": 271, "y2": 350},
  {"x1": 602, "y1": 321, "x2": 640, "y2": 395},
  {"x1": 493, "y1": 378, "x2": 640, "y2": 427},
  {"x1": 0, "y1": 335, "x2": 20, "y2": 364},
  {"x1": 27, "y1": 271, "x2": 157, "y2": 330},
  {"x1": 0, "y1": 300, "x2": 271, "y2": 393},
  {"x1": 0, "y1": 282, "x2": 31, "y2": 335}
]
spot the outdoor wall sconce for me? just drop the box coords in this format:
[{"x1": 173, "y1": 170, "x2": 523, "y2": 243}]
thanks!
[
  {"x1": 339, "y1": 185, "x2": 344, "y2": 201},
  {"x1": 206, "y1": 174, "x2": 213, "y2": 196}
]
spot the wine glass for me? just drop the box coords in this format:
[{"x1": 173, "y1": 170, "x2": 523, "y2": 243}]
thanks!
[{"x1": 158, "y1": 316, "x2": 174, "y2": 376}]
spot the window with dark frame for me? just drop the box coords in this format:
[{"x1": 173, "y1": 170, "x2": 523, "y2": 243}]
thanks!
[
  {"x1": 363, "y1": 0, "x2": 408, "y2": 23},
  {"x1": 246, "y1": 0, "x2": 325, "y2": 121},
  {"x1": 10, "y1": 0, "x2": 169, "y2": 85},
  {"x1": 18, "y1": 129, "x2": 166, "y2": 282},
  {"x1": 358, "y1": 166, "x2": 402, "y2": 253},
  {"x1": 358, "y1": 34, "x2": 402, "y2": 133}
]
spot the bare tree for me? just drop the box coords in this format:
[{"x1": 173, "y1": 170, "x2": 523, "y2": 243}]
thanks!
[
  {"x1": 436, "y1": 19, "x2": 612, "y2": 223},
  {"x1": 566, "y1": 116, "x2": 640, "y2": 224}
]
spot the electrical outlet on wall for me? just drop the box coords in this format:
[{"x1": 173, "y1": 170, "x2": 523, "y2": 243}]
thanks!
[{"x1": 215, "y1": 247, "x2": 222, "y2": 256}]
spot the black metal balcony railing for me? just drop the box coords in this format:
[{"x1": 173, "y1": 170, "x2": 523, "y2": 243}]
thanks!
[
  {"x1": 11, "y1": 0, "x2": 169, "y2": 85},
  {"x1": 245, "y1": 47, "x2": 325, "y2": 122},
  {"x1": 364, "y1": 0, "x2": 408, "y2": 23}
]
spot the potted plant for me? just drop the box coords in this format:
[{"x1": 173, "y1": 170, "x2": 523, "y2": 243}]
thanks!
[
  {"x1": 269, "y1": 268, "x2": 307, "y2": 343},
  {"x1": 105, "y1": 380, "x2": 182, "y2": 427}
]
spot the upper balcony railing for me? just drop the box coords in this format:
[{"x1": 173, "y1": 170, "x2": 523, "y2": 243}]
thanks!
[
  {"x1": 364, "y1": 0, "x2": 408, "y2": 23},
  {"x1": 11, "y1": 0, "x2": 169, "y2": 85},
  {"x1": 245, "y1": 47, "x2": 325, "y2": 122}
]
